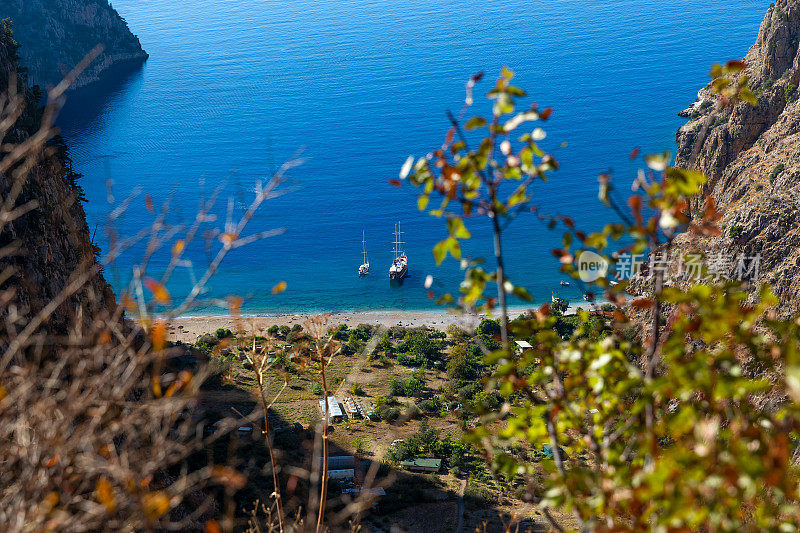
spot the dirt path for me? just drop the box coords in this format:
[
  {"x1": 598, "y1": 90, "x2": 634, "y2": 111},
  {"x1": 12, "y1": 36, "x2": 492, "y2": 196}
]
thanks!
[{"x1": 455, "y1": 478, "x2": 467, "y2": 533}]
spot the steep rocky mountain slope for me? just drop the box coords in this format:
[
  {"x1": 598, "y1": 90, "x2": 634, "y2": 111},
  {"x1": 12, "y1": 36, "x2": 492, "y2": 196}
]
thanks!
[
  {"x1": 668, "y1": 0, "x2": 800, "y2": 315},
  {"x1": 0, "y1": 21, "x2": 114, "y2": 335},
  {"x1": 0, "y1": 0, "x2": 147, "y2": 89}
]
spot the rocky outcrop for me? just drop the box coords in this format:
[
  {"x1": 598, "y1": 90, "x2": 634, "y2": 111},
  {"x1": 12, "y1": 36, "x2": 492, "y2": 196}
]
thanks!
[
  {"x1": 0, "y1": 0, "x2": 147, "y2": 90},
  {"x1": 669, "y1": 0, "x2": 800, "y2": 315},
  {"x1": 0, "y1": 21, "x2": 114, "y2": 335}
]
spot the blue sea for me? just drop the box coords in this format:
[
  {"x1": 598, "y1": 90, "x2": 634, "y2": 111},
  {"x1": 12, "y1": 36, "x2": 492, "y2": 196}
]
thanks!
[{"x1": 57, "y1": 0, "x2": 769, "y2": 315}]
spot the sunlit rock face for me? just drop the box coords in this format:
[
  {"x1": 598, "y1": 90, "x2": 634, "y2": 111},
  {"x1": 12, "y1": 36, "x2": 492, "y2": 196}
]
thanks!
[
  {"x1": 1, "y1": 0, "x2": 147, "y2": 89},
  {"x1": 660, "y1": 0, "x2": 800, "y2": 316}
]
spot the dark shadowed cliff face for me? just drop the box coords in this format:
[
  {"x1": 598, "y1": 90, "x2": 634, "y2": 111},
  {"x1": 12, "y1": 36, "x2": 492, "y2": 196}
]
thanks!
[
  {"x1": 0, "y1": 0, "x2": 147, "y2": 89},
  {"x1": 0, "y1": 21, "x2": 114, "y2": 336},
  {"x1": 669, "y1": 0, "x2": 800, "y2": 315}
]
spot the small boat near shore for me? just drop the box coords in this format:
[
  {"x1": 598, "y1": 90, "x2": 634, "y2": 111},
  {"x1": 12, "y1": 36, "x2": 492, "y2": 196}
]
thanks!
[
  {"x1": 358, "y1": 230, "x2": 369, "y2": 276},
  {"x1": 389, "y1": 222, "x2": 408, "y2": 280}
]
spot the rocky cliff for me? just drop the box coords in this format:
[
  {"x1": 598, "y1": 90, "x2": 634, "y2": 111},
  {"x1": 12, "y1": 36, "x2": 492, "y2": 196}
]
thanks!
[
  {"x1": 669, "y1": 0, "x2": 800, "y2": 315},
  {"x1": 0, "y1": 0, "x2": 147, "y2": 89},
  {"x1": 0, "y1": 21, "x2": 114, "y2": 335}
]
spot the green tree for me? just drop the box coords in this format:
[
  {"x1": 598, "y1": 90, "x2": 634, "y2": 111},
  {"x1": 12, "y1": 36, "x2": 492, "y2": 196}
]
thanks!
[
  {"x1": 398, "y1": 330, "x2": 442, "y2": 364},
  {"x1": 476, "y1": 318, "x2": 501, "y2": 340},
  {"x1": 446, "y1": 342, "x2": 479, "y2": 382}
]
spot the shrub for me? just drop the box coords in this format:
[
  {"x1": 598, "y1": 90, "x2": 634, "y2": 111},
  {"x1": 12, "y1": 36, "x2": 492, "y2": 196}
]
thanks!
[
  {"x1": 310, "y1": 382, "x2": 322, "y2": 395},
  {"x1": 397, "y1": 331, "x2": 442, "y2": 364},
  {"x1": 476, "y1": 318, "x2": 501, "y2": 340},
  {"x1": 389, "y1": 379, "x2": 405, "y2": 396},
  {"x1": 446, "y1": 343, "x2": 480, "y2": 382},
  {"x1": 404, "y1": 377, "x2": 425, "y2": 397},
  {"x1": 417, "y1": 398, "x2": 442, "y2": 412},
  {"x1": 464, "y1": 483, "x2": 497, "y2": 505},
  {"x1": 331, "y1": 324, "x2": 349, "y2": 341},
  {"x1": 405, "y1": 403, "x2": 421, "y2": 419},
  {"x1": 350, "y1": 383, "x2": 364, "y2": 395},
  {"x1": 396, "y1": 352, "x2": 424, "y2": 367},
  {"x1": 215, "y1": 328, "x2": 233, "y2": 339},
  {"x1": 194, "y1": 334, "x2": 219, "y2": 355},
  {"x1": 728, "y1": 225, "x2": 744, "y2": 239},
  {"x1": 376, "y1": 405, "x2": 400, "y2": 422},
  {"x1": 770, "y1": 162, "x2": 785, "y2": 183}
]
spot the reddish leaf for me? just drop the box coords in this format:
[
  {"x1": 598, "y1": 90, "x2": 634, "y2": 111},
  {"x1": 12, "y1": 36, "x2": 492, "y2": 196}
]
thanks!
[
  {"x1": 144, "y1": 278, "x2": 171, "y2": 304},
  {"x1": 271, "y1": 281, "x2": 287, "y2": 295},
  {"x1": 212, "y1": 466, "x2": 247, "y2": 489},
  {"x1": 151, "y1": 321, "x2": 167, "y2": 351},
  {"x1": 631, "y1": 298, "x2": 654, "y2": 309}
]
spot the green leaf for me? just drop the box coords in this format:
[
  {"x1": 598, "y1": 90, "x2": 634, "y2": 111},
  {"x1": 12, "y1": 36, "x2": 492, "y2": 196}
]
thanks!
[
  {"x1": 417, "y1": 195, "x2": 429, "y2": 211},
  {"x1": 507, "y1": 186, "x2": 527, "y2": 208},
  {"x1": 433, "y1": 240, "x2": 448, "y2": 265},
  {"x1": 740, "y1": 87, "x2": 757, "y2": 106},
  {"x1": 512, "y1": 286, "x2": 533, "y2": 302},
  {"x1": 447, "y1": 217, "x2": 472, "y2": 239},
  {"x1": 464, "y1": 117, "x2": 487, "y2": 130}
]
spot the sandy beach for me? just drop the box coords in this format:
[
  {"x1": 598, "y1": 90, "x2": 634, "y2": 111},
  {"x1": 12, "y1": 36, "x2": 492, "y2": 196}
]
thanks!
[
  {"x1": 163, "y1": 304, "x2": 594, "y2": 343},
  {"x1": 165, "y1": 309, "x2": 487, "y2": 343}
]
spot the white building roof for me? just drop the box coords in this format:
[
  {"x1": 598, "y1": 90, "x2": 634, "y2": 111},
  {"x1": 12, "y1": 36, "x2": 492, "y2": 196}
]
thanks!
[
  {"x1": 514, "y1": 340, "x2": 533, "y2": 349},
  {"x1": 319, "y1": 396, "x2": 343, "y2": 418}
]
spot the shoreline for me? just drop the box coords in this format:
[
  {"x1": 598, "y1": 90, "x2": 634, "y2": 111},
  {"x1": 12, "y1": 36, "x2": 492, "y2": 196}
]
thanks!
[{"x1": 165, "y1": 304, "x2": 593, "y2": 343}]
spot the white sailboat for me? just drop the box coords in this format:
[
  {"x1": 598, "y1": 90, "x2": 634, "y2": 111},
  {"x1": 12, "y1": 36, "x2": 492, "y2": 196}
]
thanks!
[
  {"x1": 388, "y1": 222, "x2": 408, "y2": 280},
  {"x1": 359, "y1": 230, "x2": 370, "y2": 276}
]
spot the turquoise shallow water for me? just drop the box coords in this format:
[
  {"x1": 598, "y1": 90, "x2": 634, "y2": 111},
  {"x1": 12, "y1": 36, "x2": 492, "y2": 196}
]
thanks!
[{"x1": 57, "y1": 0, "x2": 768, "y2": 314}]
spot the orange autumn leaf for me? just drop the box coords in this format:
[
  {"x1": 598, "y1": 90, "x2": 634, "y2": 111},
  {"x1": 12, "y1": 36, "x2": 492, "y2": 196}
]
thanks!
[
  {"x1": 219, "y1": 232, "x2": 238, "y2": 246},
  {"x1": 44, "y1": 491, "x2": 59, "y2": 509},
  {"x1": 122, "y1": 293, "x2": 137, "y2": 313},
  {"x1": 141, "y1": 491, "x2": 170, "y2": 520},
  {"x1": 631, "y1": 298, "x2": 654, "y2": 309},
  {"x1": 99, "y1": 444, "x2": 112, "y2": 458},
  {"x1": 96, "y1": 477, "x2": 116, "y2": 514},
  {"x1": 144, "y1": 278, "x2": 171, "y2": 304},
  {"x1": 212, "y1": 466, "x2": 247, "y2": 489},
  {"x1": 151, "y1": 321, "x2": 167, "y2": 351},
  {"x1": 45, "y1": 455, "x2": 60, "y2": 467},
  {"x1": 171, "y1": 239, "x2": 185, "y2": 257},
  {"x1": 271, "y1": 281, "x2": 287, "y2": 295},
  {"x1": 165, "y1": 370, "x2": 193, "y2": 398},
  {"x1": 205, "y1": 520, "x2": 222, "y2": 533},
  {"x1": 152, "y1": 374, "x2": 162, "y2": 398},
  {"x1": 228, "y1": 295, "x2": 243, "y2": 316}
]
